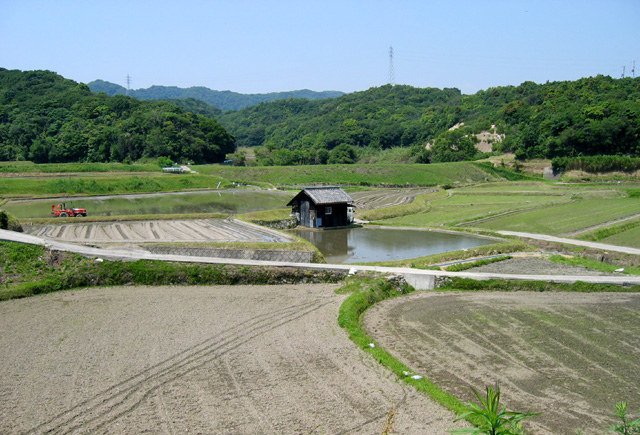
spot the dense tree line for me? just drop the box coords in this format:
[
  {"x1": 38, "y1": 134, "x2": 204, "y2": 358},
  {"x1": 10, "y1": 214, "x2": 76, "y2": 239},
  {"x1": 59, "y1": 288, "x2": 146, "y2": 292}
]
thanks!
[
  {"x1": 216, "y1": 76, "x2": 640, "y2": 165},
  {"x1": 219, "y1": 85, "x2": 463, "y2": 165},
  {"x1": 0, "y1": 69, "x2": 236, "y2": 164},
  {"x1": 3, "y1": 69, "x2": 638, "y2": 167},
  {"x1": 88, "y1": 80, "x2": 344, "y2": 111},
  {"x1": 551, "y1": 155, "x2": 640, "y2": 173}
]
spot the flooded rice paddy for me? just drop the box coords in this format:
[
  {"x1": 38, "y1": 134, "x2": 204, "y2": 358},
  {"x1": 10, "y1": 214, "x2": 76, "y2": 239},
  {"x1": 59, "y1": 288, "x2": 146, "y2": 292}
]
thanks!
[
  {"x1": 294, "y1": 227, "x2": 496, "y2": 263},
  {"x1": 4, "y1": 189, "x2": 290, "y2": 218},
  {"x1": 8, "y1": 190, "x2": 498, "y2": 263}
]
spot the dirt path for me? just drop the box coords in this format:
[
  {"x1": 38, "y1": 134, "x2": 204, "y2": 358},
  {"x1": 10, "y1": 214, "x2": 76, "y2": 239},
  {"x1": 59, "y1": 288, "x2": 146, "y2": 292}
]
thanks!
[
  {"x1": 365, "y1": 291, "x2": 640, "y2": 435},
  {"x1": 498, "y1": 230, "x2": 640, "y2": 255},
  {"x1": 0, "y1": 284, "x2": 462, "y2": 434}
]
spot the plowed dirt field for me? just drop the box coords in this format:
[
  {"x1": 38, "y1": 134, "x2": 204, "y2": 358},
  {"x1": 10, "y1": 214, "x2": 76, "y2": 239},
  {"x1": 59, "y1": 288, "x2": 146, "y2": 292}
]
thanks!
[
  {"x1": 350, "y1": 188, "x2": 436, "y2": 210},
  {"x1": 23, "y1": 219, "x2": 293, "y2": 244},
  {"x1": 365, "y1": 291, "x2": 640, "y2": 435},
  {"x1": 0, "y1": 285, "x2": 462, "y2": 434}
]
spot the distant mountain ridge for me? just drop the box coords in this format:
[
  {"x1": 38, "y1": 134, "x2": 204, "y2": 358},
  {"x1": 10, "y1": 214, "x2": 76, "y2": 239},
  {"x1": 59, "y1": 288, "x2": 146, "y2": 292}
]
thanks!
[{"x1": 87, "y1": 80, "x2": 344, "y2": 111}]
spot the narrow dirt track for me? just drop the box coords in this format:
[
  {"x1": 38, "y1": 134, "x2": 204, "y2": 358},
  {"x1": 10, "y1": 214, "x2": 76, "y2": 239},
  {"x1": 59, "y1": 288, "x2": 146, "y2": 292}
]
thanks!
[{"x1": 0, "y1": 285, "x2": 462, "y2": 434}]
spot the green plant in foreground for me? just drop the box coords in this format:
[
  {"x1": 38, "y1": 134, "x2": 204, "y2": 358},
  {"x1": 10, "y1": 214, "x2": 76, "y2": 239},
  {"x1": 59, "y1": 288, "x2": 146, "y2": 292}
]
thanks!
[
  {"x1": 610, "y1": 401, "x2": 640, "y2": 435},
  {"x1": 449, "y1": 383, "x2": 538, "y2": 435}
]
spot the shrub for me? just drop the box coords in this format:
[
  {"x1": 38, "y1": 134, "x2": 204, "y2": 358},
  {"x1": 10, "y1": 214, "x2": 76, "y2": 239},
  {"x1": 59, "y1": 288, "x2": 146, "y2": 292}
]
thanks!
[
  {"x1": 449, "y1": 383, "x2": 538, "y2": 435},
  {"x1": 0, "y1": 210, "x2": 23, "y2": 232},
  {"x1": 552, "y1": 156, "x2": 640, "y2": 174}
]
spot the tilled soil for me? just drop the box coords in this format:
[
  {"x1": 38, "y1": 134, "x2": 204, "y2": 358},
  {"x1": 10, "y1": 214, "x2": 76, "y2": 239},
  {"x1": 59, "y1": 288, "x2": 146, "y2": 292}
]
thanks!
[
  {"x1": 365, "y1": 291, "x2": 640, "y2": 435},
  {"x1": 468, "y1": 256, "x2": 622, "y2": 276},
  {"x1": 0, "y1": 284, "x2": 462, "y2": 435},
  {"x1": 23, "y1": 219, "x2": 293, "y2": 244},
  {"x1": 350, "y1": 189, "x2": 436, "y2": 210}
]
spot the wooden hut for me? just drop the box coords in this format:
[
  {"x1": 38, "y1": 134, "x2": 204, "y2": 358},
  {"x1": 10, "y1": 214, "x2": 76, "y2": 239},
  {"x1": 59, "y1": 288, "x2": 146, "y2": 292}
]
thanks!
[{"x1": 287, "y1": 186, "x2": 354, "y2": 229}]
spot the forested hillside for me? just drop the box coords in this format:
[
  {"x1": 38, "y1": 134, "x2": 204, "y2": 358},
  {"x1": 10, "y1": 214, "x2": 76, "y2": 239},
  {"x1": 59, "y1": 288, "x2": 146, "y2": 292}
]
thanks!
[
  {"x1": 216, "y1": 76, "x2": 640, "y2": 165},
  {"x1": 2, "y1": 69, "x2": 638, "y2": 167},
  {"x1": 88, "y1": 80, "x2": 344, "y2": 111},
  {"x1": 0, "y1": 69, "x2": 235, "y2": 164}
]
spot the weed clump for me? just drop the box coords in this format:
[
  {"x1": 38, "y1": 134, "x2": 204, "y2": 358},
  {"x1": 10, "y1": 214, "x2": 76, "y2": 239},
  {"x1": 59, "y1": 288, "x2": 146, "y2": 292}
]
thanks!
[{"x1": 0, "y1": 210, "x2": 22, "y2": 232}]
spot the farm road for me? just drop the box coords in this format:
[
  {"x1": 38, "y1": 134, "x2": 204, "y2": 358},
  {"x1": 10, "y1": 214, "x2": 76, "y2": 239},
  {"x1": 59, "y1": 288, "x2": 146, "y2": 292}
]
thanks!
[
  {"x1": 3, "y1": 229, "x2": 640, "y2": 287},
  {"x1": 0, "y1": 284, "x2": 462, "y2": 434},
  {"x1": 497, "y1": 231, "x2": 640, "y2": 255}
]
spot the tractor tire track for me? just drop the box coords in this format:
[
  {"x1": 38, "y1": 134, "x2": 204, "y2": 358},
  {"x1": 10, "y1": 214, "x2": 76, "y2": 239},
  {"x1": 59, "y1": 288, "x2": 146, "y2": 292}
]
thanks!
[
  {"x1": 27, "y1": 299, "x2": 329, "y2": 434},
  {"x1": 1, "y1": 285, "x2": 462, "y2": 434}
]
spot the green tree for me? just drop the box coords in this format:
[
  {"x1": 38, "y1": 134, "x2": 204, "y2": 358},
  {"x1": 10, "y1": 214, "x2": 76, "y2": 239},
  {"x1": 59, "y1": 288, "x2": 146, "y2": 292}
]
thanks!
[
  {"x1": 328, "y1": 143, "x2": 357, "y2": 164},
  {"x1": 430, "y1": 129, "x2": 478, "y2": 163}
]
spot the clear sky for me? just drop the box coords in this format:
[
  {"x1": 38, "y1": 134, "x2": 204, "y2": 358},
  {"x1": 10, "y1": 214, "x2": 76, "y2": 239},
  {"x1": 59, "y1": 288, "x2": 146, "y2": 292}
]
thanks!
[{"x1": 2, "y1": 0, "x2": 639, "y2": 95}]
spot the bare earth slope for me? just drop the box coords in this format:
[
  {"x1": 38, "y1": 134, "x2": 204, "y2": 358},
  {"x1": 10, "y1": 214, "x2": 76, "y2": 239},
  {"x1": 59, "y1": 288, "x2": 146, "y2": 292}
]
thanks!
[{"x1": 0, "y1": 284, "x2": 461, "y2": 434}]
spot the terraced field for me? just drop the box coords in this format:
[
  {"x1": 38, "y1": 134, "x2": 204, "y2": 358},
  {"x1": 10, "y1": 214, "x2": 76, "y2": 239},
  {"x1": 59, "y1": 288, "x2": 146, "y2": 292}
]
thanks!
[
  {"x1": 0, "y1": 284, "x2": 462, "y2": 434},
  {"x1": 366, "y1": 291, "x2": 640, "y2": 435},
  {"x1": 350, "y1": 188, "x2": 436, "y2": 210},
  {"x1": 23, "y1": 219, "x2": 293, "y2": 244},
  {"x1": 472, "y1": 198, "x2": 640, "y2": 235}
]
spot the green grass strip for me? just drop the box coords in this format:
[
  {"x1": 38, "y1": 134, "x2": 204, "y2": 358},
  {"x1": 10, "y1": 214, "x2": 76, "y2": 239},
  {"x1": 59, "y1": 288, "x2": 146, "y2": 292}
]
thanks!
[
  {"x1": 576, "y1": 219, "x2": 640, "y2": 242},
  {"x1": 336, "y1": 275, "x2": 640, "y2": 432},
  {"x1": 437, "y1": 277, "x2": 640, "y2": 293},
  {"x1": 358, "y1": 191, "x2": 446, "y2": 222},
  {"x1": 0, "y1": 241, "x2": 343, "y2": 301},
  {"x1": 337, "y1": 277, "x2": 472, "y2": 423},
  {"x1": 548, "y1": 254, "x2": 640, "y2": 276},
  {"x1": 444, "y1": 255, "x2": 512, "y2": 272},
  {"x1": 360, "y1": 240, "x2": 529, "y2": 268}
]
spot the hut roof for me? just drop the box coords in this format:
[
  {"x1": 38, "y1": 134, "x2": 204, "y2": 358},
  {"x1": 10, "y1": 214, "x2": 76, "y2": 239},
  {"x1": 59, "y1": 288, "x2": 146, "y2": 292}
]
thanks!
[{"x1": 287, "y1": 186, "x2": 354, "y2": 206}]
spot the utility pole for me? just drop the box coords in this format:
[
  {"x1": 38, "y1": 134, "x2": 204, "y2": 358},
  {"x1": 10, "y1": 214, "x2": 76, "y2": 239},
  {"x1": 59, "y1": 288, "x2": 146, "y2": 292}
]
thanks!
[
  {"x1": 388, "y1": 45, "x2": 395, "y2": 86},
  {"x1": 632, "y1": 60, "x2": 636, "y2": 78},
  {"x1": 621, "y1": 66, "x2": 626, "y2": 79}
]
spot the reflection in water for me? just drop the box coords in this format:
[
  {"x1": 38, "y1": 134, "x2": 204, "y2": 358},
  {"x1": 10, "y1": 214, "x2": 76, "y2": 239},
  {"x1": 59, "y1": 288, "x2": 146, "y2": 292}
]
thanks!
[{"x1": 294, "y1": 227, "x2": 495, "y2": 264}]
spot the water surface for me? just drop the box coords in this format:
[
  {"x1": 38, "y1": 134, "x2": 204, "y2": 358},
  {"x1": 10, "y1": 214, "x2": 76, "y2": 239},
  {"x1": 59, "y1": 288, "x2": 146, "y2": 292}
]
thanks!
[
  {"x1": 294, "y1": 227, "x2": 496, "y2": 263},
  {"x1": 5, "y1": 190, "x2": 290, "y2": 218}
]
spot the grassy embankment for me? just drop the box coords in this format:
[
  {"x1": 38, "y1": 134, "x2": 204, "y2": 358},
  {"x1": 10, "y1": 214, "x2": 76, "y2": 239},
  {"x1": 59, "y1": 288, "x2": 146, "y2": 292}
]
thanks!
[
  {"x1": 0, "y1": 161, "x2": 498, "y2": 199},
  {"x1": 194, "y1": 162, "x2": 501, "y2": 187},
  {"x1": 2, "y1": 238, "x2": 637, "y2": 432},
  {"x1": 0, "y1": 173, "x2": 232, "y2": 198},
  {"x1": 0, "y1": 241, "x2": 342, "y2": 301},
  {"x1": 336, "y1": 274, "x2": 640, "y2": 431},
  {"x1": 0, "y1": 161, "x2": 160, "y2": 173},
  {"x1": 4, "y1": 160, "x2": 640, "y2": 260},
  {"x1": 368, "y1": 181, "x2": 640, "y2": 247}
]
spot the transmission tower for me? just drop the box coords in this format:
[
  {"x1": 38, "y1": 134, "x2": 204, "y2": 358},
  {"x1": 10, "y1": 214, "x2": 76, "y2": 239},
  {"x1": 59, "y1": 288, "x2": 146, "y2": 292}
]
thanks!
[
  {"x1": 126, "y1": 74, "x2": 132, "y2": 96},
  {"x1": 621, "y1": 66, "x2": 626, "y2": 79},
  {"x1": 632, "y1": 60, "x2": 636, "y2": 78},
  {"x1": 388, "y1": 45, "x2": 395, "y2": 86}
]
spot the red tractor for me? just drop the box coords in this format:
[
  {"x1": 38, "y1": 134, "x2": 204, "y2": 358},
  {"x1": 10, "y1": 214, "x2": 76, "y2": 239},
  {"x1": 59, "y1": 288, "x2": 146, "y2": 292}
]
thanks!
[{"x1": 51, "y1": 203, "x2": 87, "y2": 217}]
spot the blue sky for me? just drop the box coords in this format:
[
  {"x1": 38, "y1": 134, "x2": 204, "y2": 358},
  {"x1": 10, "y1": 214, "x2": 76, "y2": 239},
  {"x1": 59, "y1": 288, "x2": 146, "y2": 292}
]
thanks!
[{"x1": 2, "y1": 0, "x2": 639, "y2": 95}]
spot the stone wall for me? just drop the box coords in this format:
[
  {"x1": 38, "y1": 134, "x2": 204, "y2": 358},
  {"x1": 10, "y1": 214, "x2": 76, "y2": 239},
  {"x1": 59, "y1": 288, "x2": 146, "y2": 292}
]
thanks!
[
  {"x1": 250, "y1": 218, "x2": 298, "y2": 230},
  {"x1": 145, "y1": 246, "x2": 315, "y2": 263}
]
